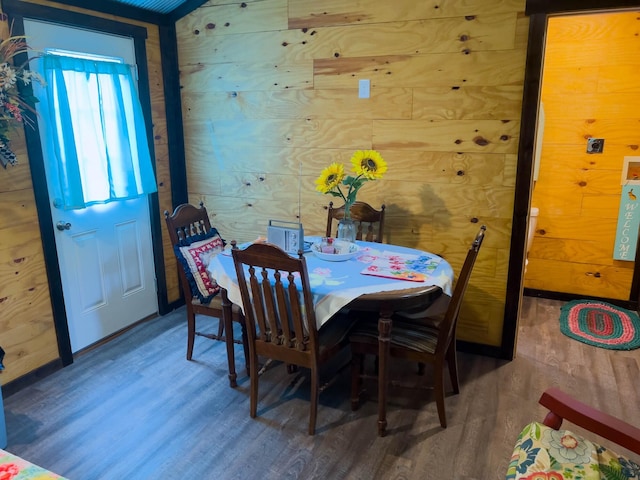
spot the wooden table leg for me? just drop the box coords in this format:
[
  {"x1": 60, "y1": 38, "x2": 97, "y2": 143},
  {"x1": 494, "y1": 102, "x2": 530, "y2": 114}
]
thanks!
[
  {"x1": 377, "y1": 305, "x2": 393, "y2": 437},
  {"x1": 221, "y1": 288, "x2": 238, "y2": 388}
]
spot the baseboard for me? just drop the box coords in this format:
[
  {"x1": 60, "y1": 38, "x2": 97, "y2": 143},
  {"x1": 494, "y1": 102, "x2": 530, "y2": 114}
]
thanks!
[
  {"x1": 523, "y1": 288, "x2": 638, "y2": 311},
  {"x1": 457, "y1": 340, "x2": 507, "y2": 359},
  {"x1": 2, "y1": 359, "x2": 64, "y2": 398}
]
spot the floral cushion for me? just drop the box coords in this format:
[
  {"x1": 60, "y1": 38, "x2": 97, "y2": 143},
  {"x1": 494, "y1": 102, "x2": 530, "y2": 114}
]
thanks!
[
  {"x1": 174, "y1": 228, "x2": 225, "y2": 304},
  {"x1": 507, "y1": 422, "x2": 640, "y2": 480},
  {"x1": 0, "y1": 449, "x2": 68, "y2": 479}
]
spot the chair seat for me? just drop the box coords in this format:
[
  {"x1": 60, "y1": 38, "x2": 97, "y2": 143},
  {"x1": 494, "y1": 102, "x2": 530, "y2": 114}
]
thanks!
[
  {"x1": 349, "y1": 319, "x2": 439, "y2": 354},
  {"x1": 507, "y1": 421, "x2": 640, "y2": 480},
  {"x1": 191, "y1": 295, "x2": 242, "y2": 316}
]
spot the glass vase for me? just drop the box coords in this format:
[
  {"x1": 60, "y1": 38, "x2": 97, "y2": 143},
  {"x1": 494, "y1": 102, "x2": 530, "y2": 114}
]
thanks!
[
  {"x1": 337, "y1": 218, "x2": 356, "y2": 243},
  {"x1": 337, "y1": 203, "x2": 356, "y2": 242}
]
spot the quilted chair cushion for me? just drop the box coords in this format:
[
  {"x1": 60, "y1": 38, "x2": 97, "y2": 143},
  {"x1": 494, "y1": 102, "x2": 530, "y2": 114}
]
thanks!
[
  {"x1": 174, "y1": 228, "x2": 225, "y2": 304},
  {"x1": 349, "y1": 319, "x2": 439, "y2": 354},
  {"x1": 506, "y1": 421, "x2": 640, "y2": 480}
]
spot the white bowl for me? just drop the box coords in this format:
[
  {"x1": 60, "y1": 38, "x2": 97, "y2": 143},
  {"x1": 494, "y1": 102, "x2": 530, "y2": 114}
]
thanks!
[{"x1": 311, "y1": 239, "x2": 360, "y2": 262}]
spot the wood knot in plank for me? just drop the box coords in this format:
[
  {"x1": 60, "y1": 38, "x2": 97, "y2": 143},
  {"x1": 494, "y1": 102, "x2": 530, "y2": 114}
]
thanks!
[
  {"x1": 457, "y1": 170, "x2": 465, "y2": 176},
  {"x1": 473, "y1": 136, "x2": 490, "y2": 146},
  {"x1": 578, "y1": 181, "x2": 587, "y2": 187},
  {"x1": 13, "y1": 257, "x2": 25, "y2": 263},
  {"x1": 470, "y1": 217, "x2": 479, "y2": 223},
  {"x1": 206, "y1": 23, "x2": 215, "y2": 29}
]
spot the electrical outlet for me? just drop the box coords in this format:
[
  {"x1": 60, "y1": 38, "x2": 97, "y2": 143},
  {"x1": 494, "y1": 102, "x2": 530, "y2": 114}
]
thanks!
[{"x1": 587, "y1": 138, "x2": 604, "y2": 154}]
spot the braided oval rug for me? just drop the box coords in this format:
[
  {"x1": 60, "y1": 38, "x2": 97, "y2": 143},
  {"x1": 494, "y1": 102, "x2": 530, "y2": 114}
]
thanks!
[{"x1": 559, "y1": 300, "x2": 640, "y2": 350}]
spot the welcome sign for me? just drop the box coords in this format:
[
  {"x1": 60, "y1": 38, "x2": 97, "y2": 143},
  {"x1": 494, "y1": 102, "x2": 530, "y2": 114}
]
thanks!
[{"x1": 614, "y1": 157, "x2": 640, "y2": 260}]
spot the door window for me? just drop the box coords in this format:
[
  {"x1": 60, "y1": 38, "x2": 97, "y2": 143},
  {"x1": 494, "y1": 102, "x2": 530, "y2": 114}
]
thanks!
[{"x1": 39, "y1": 53, "x2": 157, "y2": 210}]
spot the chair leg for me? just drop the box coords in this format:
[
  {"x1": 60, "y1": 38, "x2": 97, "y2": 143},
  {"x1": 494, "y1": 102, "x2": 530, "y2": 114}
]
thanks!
[
  {"x1": 350, "y1": 351, "x2": 364, "y2": 411},
  {"x1": 446, "y1": 343, "x2": 460, "y2": 394},
  {"x1": 221, "y1": 290, "x2": 238, "y2": 388},
  {"x1": 186, "y1": 307, "x2": 196, "y2": 361},
  {"x1": 309, "y1": 367, "x2": 319, "y2": 435},
  {"x1": 249, "y1": 348, "x2": 259, "y2": 419},
  {"x1": 217, "y1": 314, "x2": 225, "y2": 339},
  {"x1": 434, "y1": 361, "x2": 447, "y2": 428},
  {"x1": 240, "y1": 320, "x2": 250, "y2": 377}
]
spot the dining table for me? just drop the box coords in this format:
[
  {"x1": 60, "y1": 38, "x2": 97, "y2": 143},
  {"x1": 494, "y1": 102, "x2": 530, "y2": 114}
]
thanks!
[{"x1": 208, "y1": 237, "x2": 454, "y2": 436}]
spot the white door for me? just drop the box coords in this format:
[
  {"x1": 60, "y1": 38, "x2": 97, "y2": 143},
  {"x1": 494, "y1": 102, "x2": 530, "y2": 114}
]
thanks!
[{"x1": 24, "y1": 19, "x2": 158, "y2": 353}]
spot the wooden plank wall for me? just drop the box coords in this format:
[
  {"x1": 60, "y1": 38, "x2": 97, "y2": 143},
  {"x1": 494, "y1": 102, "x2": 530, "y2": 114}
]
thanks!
[
  {"x1": 0, "y1": 0, "x2": 176, "y2": 384},
  {"x1": 525, "y1": 11, "x2": 640, "y2": 299},
  {"x1": 176, "y1": 0, "x2": 528, "y2": 346}
]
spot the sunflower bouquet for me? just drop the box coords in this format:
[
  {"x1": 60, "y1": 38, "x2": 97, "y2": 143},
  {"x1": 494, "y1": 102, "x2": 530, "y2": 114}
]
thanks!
[{"x1": 314, "y1": 150, "x2": 387, "y2": 218}]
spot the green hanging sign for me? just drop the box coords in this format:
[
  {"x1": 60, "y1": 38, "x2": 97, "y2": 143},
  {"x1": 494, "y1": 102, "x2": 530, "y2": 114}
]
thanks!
[{"x1": 614, "y1": 184, "x2": 640, "y2": 261}]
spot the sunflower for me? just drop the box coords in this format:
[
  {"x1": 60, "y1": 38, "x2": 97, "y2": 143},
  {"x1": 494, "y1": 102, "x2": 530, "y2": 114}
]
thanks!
[
  {"x1": 315, "y1": 162, "x2": 345, "y2": 194},
  {"x1": 351, "y1": 150, "x2": 387, "y2": 180}
]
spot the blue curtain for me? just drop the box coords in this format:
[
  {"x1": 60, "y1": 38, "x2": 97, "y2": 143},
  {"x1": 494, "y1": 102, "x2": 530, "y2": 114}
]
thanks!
[{"x1": 41, "y1": 54, "x2": 157, "y2": 210}]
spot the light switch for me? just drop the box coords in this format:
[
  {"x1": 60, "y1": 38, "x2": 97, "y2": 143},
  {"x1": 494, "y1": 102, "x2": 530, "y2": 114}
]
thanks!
[{"x1": 358, "y1": 79, "x2": 370, "y2": 99}]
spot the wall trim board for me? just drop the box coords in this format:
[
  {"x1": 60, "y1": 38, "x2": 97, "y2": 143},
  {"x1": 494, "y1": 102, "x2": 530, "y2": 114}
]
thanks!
[
  {"x1": 457, "y1": 341, "x2": 505, "y2": 360},
  {"x1": 523, "y1": 288, "x2": 638, "y2": 311},
  {"x1": 159, "y1": 22, "x2": 188, "y2": 210},
  {"x1": 2, "y1": 359, "x2": 64, "y2": 398},
  {"x1": 527, "y1": 0, "x2": 640, "y2": 15},
  {"x1": 2, "y1": 0, "x2": 148, "y2": 38},
  {"x1": 38, "y1": 0, "x2": 209, "y2": 24},
  {"x1": 168, "y1": 0, "x2": 208, "y2": 22},
  {"x1": 42, "y1": 0, "x2": 168, "y2": 25},
  {"x1": 502, "y1": 14, "x2": 547, "y2": 361}
]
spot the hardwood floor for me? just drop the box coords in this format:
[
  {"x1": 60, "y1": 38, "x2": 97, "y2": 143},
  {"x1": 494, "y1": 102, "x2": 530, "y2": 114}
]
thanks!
[{"x1": 4, "y1": 297, "x2": 639, "y2": 479}]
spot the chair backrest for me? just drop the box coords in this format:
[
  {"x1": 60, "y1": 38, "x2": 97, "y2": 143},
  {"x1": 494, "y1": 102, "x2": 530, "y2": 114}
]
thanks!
[
  {"x1": 326, "y1": 201, "x2": 386, "y2": 242},
  {"x1": 164, "y1": 202, "x2": 212, "y2": 246},
  {"x1": 231, "y1": 242, "x2": 320, "y2": 365},
  {"x1": 164, "y1": 202, "x2": 213, "y2": 301},
  {"x1": 436, "y1": 225, "x2": 486, "y2": 352}
]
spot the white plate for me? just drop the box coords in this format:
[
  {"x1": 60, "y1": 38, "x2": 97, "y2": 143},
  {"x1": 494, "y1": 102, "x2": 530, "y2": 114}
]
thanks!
[{"x1": 311, "y1": 240, "x2": 360, "y2": 262}]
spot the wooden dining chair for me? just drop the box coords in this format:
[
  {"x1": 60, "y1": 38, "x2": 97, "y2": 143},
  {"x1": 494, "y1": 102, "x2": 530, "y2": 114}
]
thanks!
[
  {"x1": 164, "y1": 203, "x2": 248, "y2": 387},
  {"x1": 326, "y1": 201, "x2": 386, "y2": 242},
  {"x1": 349, "y1": 225, "x2": 486, "y2": 429},
  {"x1": 231, "y1": 242, "x2": 354, "y2": 435}
]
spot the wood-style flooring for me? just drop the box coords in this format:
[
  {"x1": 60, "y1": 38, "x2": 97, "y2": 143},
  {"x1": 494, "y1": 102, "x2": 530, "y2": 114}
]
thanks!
[{"x1": 4, "y1": 297, "x2": 639, "y2": 479}]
